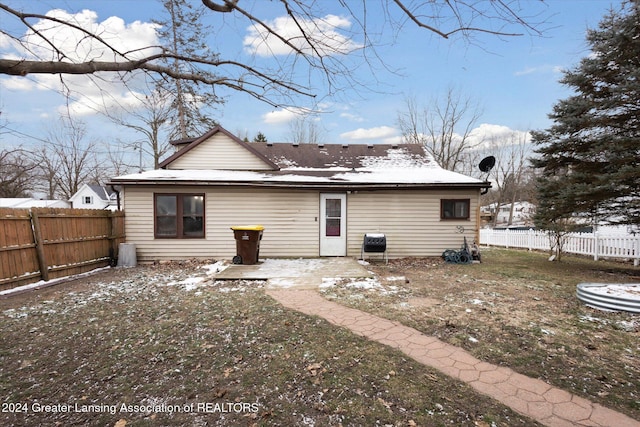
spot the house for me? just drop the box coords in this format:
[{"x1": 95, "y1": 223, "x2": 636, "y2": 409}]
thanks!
[
  {"x1": 108, "y1": 126, "x2": 490, "y2": 262},
  {"x1": 481, "y1": 201, "x2": 536, "y2": 227},
  {"x1": 69, "y1": 184, "x2": 117, "y2": 210},
  {"x1": 0, "y1": 198, "x2": 70, "y2": 209}
]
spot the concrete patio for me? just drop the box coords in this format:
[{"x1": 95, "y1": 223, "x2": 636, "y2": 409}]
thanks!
[{"x1": 213, "y1": 257, "x2": 374, "y2": 289}]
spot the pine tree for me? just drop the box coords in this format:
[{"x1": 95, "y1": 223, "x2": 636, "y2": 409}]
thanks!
[
  {"x1": 153, "y1": 0, "x2": 220, "y2": 139},
  {"x1": 531, "y1": 1, "x2": 640, "y2": 230},
  {"x1": 253, "y1": 132, "x2": 268, "y2": 143}
]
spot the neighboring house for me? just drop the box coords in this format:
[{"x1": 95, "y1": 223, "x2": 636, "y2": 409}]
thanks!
[
  {"x1": 70, "y1": 184, "x2": 117, "y2": 210},
  {"x1": 0, "y1": 198, "x2": 70, "y2": 209},
  {"x1": 109, "y1": 126, "x2": 490, "y2": 262},
  {"x1": 481, "y1": 201, "x2": 536, "y2": 227}
]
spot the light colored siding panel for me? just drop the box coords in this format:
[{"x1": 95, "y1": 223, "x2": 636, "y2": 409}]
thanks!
[
  {"x1": 123, "y1": 186, "x2": 320, "y2": 261},
  {"x1": 123, "y1": 186, "x2": 480, "y2": 261},
  {"x1": 347, "y1": 190, "x2": 479, "y2": 258},
  {"x1": 208, "y1": 189, "x2": 320, "y2": 258},
  {"x1": 168, "y1": 133, "x2": 272, "y2": 170}
]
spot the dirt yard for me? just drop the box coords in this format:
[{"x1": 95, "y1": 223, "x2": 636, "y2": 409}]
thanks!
[{"x1": 0, "y1": 249, "x2": 638, "y2": 426}]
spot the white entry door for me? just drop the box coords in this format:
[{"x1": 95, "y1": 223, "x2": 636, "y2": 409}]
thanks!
[{"x1": 320, "y1": 193, "x2": 347, "y2": 256}]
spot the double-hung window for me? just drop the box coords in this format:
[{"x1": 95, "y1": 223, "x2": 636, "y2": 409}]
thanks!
[
  {"x1": 155, "y1": 194, "x2": 205, "y2": 238},
  {"x1": 440, "y1": 199, "x2": 470, "y2": 220}
]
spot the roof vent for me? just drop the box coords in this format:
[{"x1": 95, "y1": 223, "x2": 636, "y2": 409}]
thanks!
[
  {"x1": 267, "y1": 142, "x2": 273, "y2": 147},
  {"x1": 292, "y1": 142, "x2": 299, "y2": 147},
  {"x1": 318, "y1": 143, "x2": 324, "y2": 148},
  {"x1": 391, "y1": 143, "x2": 398, "y2": 148},
  {"x1": 342, "y1": 143, "x2": 348, "y2": 149},
  {"x1": 367, "y1": 143, "x2": 374, "y2": 149}
]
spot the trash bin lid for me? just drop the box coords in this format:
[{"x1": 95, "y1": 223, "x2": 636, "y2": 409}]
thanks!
[{"x1": 230, "y1": 225, "x2": 264, "y2": 231}]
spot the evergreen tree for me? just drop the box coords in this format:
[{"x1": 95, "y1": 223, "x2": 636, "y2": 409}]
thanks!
[
  {"x1": 253, "y1": 132, "x2": 268, "y2": 143},
  {"x1": 531, "y1": 1, "x2": 640, "y2": 229},
  {"x1": 153, "y1": 0, "x2": 220, "y2": 139}
]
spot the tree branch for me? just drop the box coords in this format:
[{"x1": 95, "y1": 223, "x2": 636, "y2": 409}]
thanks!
[{"x1": 201, "y1": 0, "x2": 239, "y2": 13}]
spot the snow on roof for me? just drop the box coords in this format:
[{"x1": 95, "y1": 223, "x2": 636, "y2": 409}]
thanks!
[
  {"x1": 113, "y1": 139, "x2": 484, "y2": 187},
  {"x1": 0, "y1": 198, "x2": 70, "y2": 208},
  {"x1": 112, "y1": 163, "x2": 481, "y2": 186}
]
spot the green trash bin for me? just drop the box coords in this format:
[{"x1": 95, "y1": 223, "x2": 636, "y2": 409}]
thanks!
[{"x1": 231, "y1": 225, "x2": 264, "y2": 265}]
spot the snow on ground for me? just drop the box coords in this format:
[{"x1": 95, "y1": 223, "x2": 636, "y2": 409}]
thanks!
[
  {"x1": 579, "y1": 313, "x2": 639, "y2": 332},
  {"x1": 201, "y1": 261, "x2": 229, "y2": 275},
  {"x1": 2, "y1": 258, "x2": 401, "y2": 320},
  {"x1": 250, "y1": 258, "x2": 329, "y2": 276},
  {"x1": 0, "y1": 266, "x2": 112, "y2": 297},
  {"x1": 319, "y1": 276, "x2": 401, "y2": 296},
  {"x1": 586, "y1": 283, "x2": 640, "y2": 299}
]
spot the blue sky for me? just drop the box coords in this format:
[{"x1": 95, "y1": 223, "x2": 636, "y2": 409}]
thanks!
[{"x1": 0, "y1": 0, "x2": 617, "y2": 166}]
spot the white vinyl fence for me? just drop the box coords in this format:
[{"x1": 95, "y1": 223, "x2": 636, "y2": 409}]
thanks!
[{"x1": 479, "y1": 228, "x2": 640, "y2": 266}]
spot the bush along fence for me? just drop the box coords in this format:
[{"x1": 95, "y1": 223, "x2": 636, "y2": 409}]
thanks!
[
  {"x1": 0, "y1": 208, "x2": 125, "y2": 291},
  {"x1": 479, "y1": 228, "x2": 640, "y2": 266}
]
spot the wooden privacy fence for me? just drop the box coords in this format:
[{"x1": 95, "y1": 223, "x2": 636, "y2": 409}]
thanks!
[
  {"x1": 479, "y1": 228, "x2": 640, "y2": 266},
  {"x1": 0, "y1": 208, "x2": 125, "y2": 291}
]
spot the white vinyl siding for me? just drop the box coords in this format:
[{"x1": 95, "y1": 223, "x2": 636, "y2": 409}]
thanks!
[
  {"x1": 167, "y1": 133, "x2": 273, "y2": 170},
  {"x1": 346, "y1": 190, "x2": 479, "y2": 258}
]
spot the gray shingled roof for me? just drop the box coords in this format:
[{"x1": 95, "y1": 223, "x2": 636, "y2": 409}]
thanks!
[{"x1": 251, "y1": 143, "x2": 433, "y2": 170}]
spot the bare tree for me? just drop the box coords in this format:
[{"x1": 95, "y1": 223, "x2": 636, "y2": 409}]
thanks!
[
  {"x1": 107, "y1": 90, "x2": 174, "y2": 169},
  {"x1": 288, "y1": 113, "x2": 325, "y2": 144},
  {"x1": 483, "y1": 130, "x2": 531, "y2": 226},
  {"x1": 397, "y1": 88, "x2": 483, "y2": 172},
  {"x1": 0, "y1": 148, "x2": 37, "y2": 197},
  {"x1": 32, "y1": 116, "x2": 106, "y2": 199},
  {"x1": 104, "y1": 143, "x2": 137, "y2": 177},
  {"x1": 0, "y1": 2, "x2": 547, "y2": 109}
]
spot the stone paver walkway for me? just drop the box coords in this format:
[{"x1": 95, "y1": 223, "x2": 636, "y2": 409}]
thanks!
[{"x1": 266, "y1": 289, "x2": 640, "y2": 427}]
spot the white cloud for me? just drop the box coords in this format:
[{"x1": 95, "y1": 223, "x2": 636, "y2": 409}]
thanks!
[
  {"x1": 468, "y1": 123, "x2": 531, "y2": 149},
  {"x1": 0, "y1": 77, "x2": 38, "y2": 91},
  {"x1": 340, "y1": 126, "x2": 398, "y2": 141},
  {"x1": 514, "y1": 67, "x2": 537, "y2": 76},
  {"x1": 340, "y1": 112, "x2": 365, "y2": 122},
  {"x1": 61, "y1": 89, "x2": 145, "y2": 116},
  {"x1": 262, "y1": 107, "x2": 316, "y2": 124},
  {"x1": 2, "y1": 9, "x2": 160, "y2": 116},
  {"x1": 393, "y1": 123, "x2": 530, "y2": 150},
  {"x1": 514, "y1": 64, "x2": 562, "y2": 76},
  {"x1": 244, "y1": 14, "x2": 362, "y2": 57},
  {"x1": 21, "y1": 9, "x2": 160, "y2": 62},
  {"x1": 263, "y1": 109, "x2": 297, "y2": 124}
]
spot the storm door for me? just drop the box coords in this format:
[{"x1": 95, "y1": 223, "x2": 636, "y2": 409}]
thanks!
[{"x1": 319, "y1": 193, "x2": 347, "y2": 256}]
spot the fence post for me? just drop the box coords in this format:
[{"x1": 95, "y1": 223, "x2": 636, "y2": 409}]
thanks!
[
  {"x1": 593, "y1": 231, "x2": 599, "y2": 261},
  {"x1": 30, "y1": 209, "x2": 49, "y2": 282}
]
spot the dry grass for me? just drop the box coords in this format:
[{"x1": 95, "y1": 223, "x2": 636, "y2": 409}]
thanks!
[
  {"x1": 1, "y1": 250, "x2": 638, "y2": 426},
  {"x1": 1, "y1": 261, "x2": 539, "y2": 427},
  {"x1": 322, "y1": 248, "x2": 640, "y2": 421}
]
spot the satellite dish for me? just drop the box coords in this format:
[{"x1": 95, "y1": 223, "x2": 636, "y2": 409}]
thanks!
[{"x1": 479, "y1": 155, "x2": 496, "y2": 173}]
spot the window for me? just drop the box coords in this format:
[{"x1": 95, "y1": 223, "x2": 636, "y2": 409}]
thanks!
[
  {"x1": 441, "y1": 199, "x2": 470, "y2": 220},
  {"x1": 325, "y1": 198, "x2": 342, "y2": 236},
  {"x1": 83, "y1": 196, "x2": 93, "y2": 204},
  {"x1": 154, "y1": 194, "x2": 205, "y2": 238}
]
